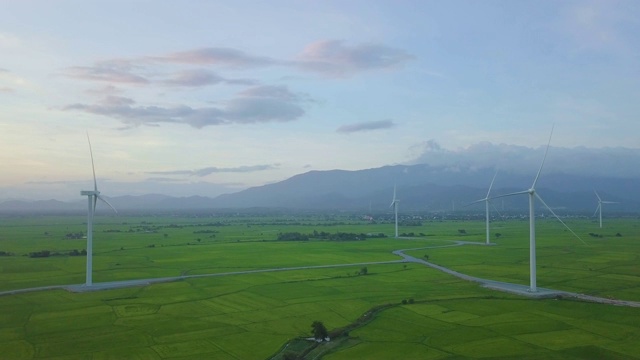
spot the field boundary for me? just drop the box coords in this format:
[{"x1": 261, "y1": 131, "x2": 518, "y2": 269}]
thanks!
[{"x1": 2, "y1": 240, "x2": 640, "y2": 308}]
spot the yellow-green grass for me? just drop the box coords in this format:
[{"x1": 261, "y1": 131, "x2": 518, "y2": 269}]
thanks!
[
  {"x1": 1, "y1": 215, "x2": 639, "y2": 359},
  {"x1": 0, "y1": 264, "x2": 494, "y2": 359},
  {"x1": 405, "y1": 218, "x2": 640, "y2": 300},
  {"x1": 0, "y1": 215, "x2": 453, "y2": 291},
  {"x1": 323, "y1": 298, "x2": 640, "y2": 360}
]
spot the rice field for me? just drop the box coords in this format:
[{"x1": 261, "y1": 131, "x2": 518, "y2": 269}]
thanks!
[{"x1": 0, "y1": 214, "x2": 639, "y2": 359}]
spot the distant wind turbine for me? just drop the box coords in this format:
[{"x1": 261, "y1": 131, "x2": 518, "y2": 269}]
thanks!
[
  {"x1": 468, "y1": 170, "x2": 499, "y2": 245},
  {"x1": 492, "y1": 125, "x2": 586, "y2": 292},
  {"x1": 593, "y1": 191, "x2": 618, "y2": 229},
  {"x1": 81, "y1": 134, "x2": 117, "y2": 286},
  {"x1": 390, "y1": 185, "x2": 399, "y2": 238}
]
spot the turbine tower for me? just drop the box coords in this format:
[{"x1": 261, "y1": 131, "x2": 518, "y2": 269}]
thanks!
[
  {"x1": 81, "y1": 134, "x2": 117, "y2": 286},
  {"x1": 390, "y1": 185, "x2": 399, "y2": 238},
  {"x1": 493, "y1": 125, "x2": 585, "y2": 292},
  {"x1": 469, "y1": 170, "x2": 499, "y2": 245},
  {"x1": 594, "y1": 191, "x2": 618, "y2": 229}
]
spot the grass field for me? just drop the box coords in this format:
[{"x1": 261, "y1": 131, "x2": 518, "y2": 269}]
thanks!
[
  {"x1": 1, "y1": 214, "x2": 639, "y2": 359},
  {"x1": 404, "y1": 218, "x2": 640, "y2": 301}
]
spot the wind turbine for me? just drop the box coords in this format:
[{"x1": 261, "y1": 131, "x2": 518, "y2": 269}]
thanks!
[
  {"x1": 492, "y1": 125, "x2": 585, "y2": 292},
  {"x1": 594, "y1": 191, "x2": 618, "y2": 229},
  {"x1": 390, "y1": 185, "x2": 399, "y2": 238},
  {"x1": 80, "y1": 134, "x2": 117, "y2": 286},
  {"x1": 468, "y1": 170, "x2": 499, "y2": 245}
]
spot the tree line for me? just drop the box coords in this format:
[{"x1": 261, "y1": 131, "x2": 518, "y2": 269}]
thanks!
[{"x1": 277, "y1": 231, "x2": 387, "y2": 242}]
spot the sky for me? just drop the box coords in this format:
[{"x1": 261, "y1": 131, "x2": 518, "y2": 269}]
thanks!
[{"x1": 1, "y1": 0, "x2": 639, "y2": 201}]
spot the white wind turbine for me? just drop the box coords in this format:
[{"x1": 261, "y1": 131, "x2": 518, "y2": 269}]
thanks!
[
  {"x1": 81, "y1": 134, "x2": 117, "y2": 286},
  {"x1": 492, "y1": 126, "x2": 585, "y2": 292},
  {"x1": 469, "y1": 170, "x2": 499, "y2": 245},
  {"x1": 594, "y1": 191, "x2": 618, "y2": 229},
  {"x1": 390, "y1": 185, "x2": 399, "y2": 238}
]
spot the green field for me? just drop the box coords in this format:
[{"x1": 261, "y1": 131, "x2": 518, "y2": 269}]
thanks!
[{"x1": 0, "y1": 214, "x2": 639, "y2": 359}]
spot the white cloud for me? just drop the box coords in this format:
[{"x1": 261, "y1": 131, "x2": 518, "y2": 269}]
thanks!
[
  {"x1": 147, "y1": 164, "x2": 279, "y2": 177},
  {"x1": 162, "y1": 69, "x2": 256, "y2": 87},
  {"x1": 409, "y1": 140, "x2": 640, "y2": 178},
  {"x1": 63, "y1": 85, "x2": 309, "y2": 128},
  {"x1": 155, "y1": 47, "x2": 278, "y2": 67}
]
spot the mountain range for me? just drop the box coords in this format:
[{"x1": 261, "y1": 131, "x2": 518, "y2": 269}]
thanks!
[{"x1": 1, "y1": 164, "x2": 638, "y2": 215}]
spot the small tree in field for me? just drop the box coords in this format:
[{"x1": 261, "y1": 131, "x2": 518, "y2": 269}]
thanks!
[
  {"x1": 283, "y1": 351, "x2": 298, "y2": 360},
  {"x1": 311, "y1": 321, "x2": 328, "y2": 341}
]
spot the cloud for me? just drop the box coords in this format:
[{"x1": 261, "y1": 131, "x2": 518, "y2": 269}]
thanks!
[
  {"x1": 143, "y1": 177, "x2": 186, "y2": 183},
  {"x1": 155, "y1": 47, "x2": 278, "y2": 67},
  {"x1": 0, "y1": 68, "x2": 14, "y2": 93},
  {"x1": 409, "y1": 140, "x2": 640, "y2": 178},
  {"x1": 562, "y1": 0, "x2": 638, "y2": 52},
  {"x1": 147, "y1": 164, "x2": 278, "y2": 177},
  {"x1": 63, "y1": 40, "x2": 412, "y2": 90},
  {"x1": 336, "y1": 119, "x2": 396, "y2": 133},
  {"x1": 0, "y1": 32, "x2": 21, "y2": 48},
  {"x1": 63, "y1": 85, "x2": 308, "y2": 128},
  {"x1": 162, "y1": 69, "x2": 256, "y2": 87},
  {"x1": 63, "y1": 59, "x2": 149, "y2": 84},
  {"x1": 297, "y1": 40, "x2": 414, "y2": 77},
  {"x1": 84, "y1": 85, "x2": 123, "y2": 96}
]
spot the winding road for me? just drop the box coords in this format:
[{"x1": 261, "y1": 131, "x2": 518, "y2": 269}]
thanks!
[{"x1": 2, "y1": 240, "x2": 639, "y2": 308}]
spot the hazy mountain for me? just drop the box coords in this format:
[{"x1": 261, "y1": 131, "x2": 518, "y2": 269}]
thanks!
[
  {"x1": 1, "y1": 164, "x2": 638, "y2": 214},
  {"x1": 210, "y1": 164, "x2": 639, "y2": 213}
]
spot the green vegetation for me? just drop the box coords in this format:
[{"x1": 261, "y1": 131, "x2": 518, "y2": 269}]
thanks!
[
  {"x1": 0, "y1": 214, "x2": 638, "y2": 359},
  {"x1": 404, "y1": 218, "x2": 640, "y2": 300},
  {"x1": 312, "y1": 321, "x2": 329, "y2": 340}
]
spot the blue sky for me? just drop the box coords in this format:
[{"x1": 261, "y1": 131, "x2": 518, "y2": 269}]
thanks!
[{"x1": 1, "y1": 0, "x2": 639, "y2": 200}]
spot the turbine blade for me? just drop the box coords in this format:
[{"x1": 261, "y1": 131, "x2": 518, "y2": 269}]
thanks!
[
  {"x1": 594, "y1": 190, "x2": 602, "y2": 202},
  {"x1": 488, "y1": 190, "x2": 529, "y2": 201},
  {"x1": 464, "y1": 198, "x2": 486, "y2": 207},
  {"x1": 486, "y1": 170, "x2": 498, "y2": 198},
  {"x1": 92, "y1": 195, "x2": 97, "y2": 213},
  {"x1": 87, "y1": 132, "x2": 98, "y2": 192},
  {"x1": 489, "y1": 201, "x2": 507, "y2": 222},
  {"x1": 535, "y1": 193, "x2": 587, "y2": 245},
  {"x1": 390, "y1": 184, "x2": 397, "y2": 207},
  {"x1": 601, "y1": 201, "x2": 618, "y2": 204},
  {"x1": 532, "y1": 124, "x2": 554, "y2": 189},
  {"x1": 593, "y1": 204, "x2": 600, "y2": 218},
  {"x1": 97, "y1": 195, "x2": 118, "y2": 214}
]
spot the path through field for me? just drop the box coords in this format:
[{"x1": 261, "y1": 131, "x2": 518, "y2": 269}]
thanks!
[{"x1": 2, "y1": 240, "x2": 640, "y2": 308}]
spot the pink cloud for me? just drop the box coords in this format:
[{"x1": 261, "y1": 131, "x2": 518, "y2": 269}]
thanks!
[{"x1": 297, "y1": 40, "x2": 414, "y2": 77}]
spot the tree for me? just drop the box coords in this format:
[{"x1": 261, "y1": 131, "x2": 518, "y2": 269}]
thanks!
[
  {"x1": 359, "y1": 266, "x2": 368, "y2": 275},
  {"x1": 283, "y1": 351, "x2": 298, "y2": 360},
  {"x1": 495, "y1": 233, "x2": 502, "y2": 239},
  {"x1": 311, "y1": 321, "x2": 328, "y2": 341}
]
